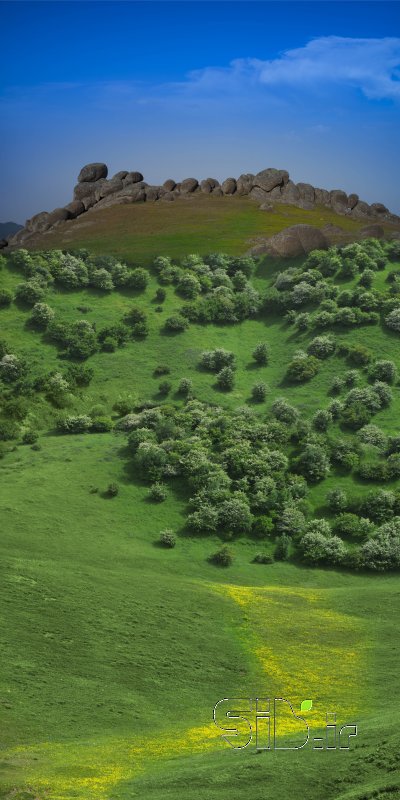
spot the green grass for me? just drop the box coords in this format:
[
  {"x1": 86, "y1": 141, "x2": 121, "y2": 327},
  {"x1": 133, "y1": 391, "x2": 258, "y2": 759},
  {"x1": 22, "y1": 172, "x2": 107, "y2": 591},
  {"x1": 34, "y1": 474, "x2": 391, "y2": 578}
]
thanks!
[
  {"x1": 20, "y1": 194, "x2": 370, "y2": 263},
  {"x1": 1, "y1": 238, "x2": 400, "y2": 800}
]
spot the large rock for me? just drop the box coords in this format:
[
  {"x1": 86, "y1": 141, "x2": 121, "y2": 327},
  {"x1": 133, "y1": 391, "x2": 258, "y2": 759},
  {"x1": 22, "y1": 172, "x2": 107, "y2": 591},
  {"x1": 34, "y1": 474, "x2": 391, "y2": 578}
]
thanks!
[
  {"x1": 212, "y1": 187, "x2": 223, "y2": 197},
  {"x1": 221, "y1": 178, "x2": 237, "y2": 195},
  {"x1": 330, "y1": 189, "x2": 348, "y2": 214},
  {"x1": 351, "y1": 200, "x2": 373, "y2": 219},
  {"x1": 78, "y1": 162, "x2": 108, "y2": 183},
  {"x1": 250, "y1": 224, "x2": 329, "y2": 258},
  {"x1": 314, "y1": 188, "x2": 330, "y2": 206},
  {"x1": 25, "y1": 207, "x2": 70, "y2": 233},
  {"x1": 123, "y1": 171, "x2": 144, "y2": 186},
  {"x1": 254, "y1": 168, "x2": 289, "y2": 193},
  {"x1": 145, "y1": 186, "x2": 162, "y2": 201},
  {"x1": 249, "y1": 186, "x2": 271, "y2": 203},
  {"x1": 347, "y1": 193, "x2": 359, "y2": 210},
  {"x1": 200, "y1": 179, "x2": 212, "y2": 194},
  {"x1": 297, "y1": 183, "x2": 315, "y2": 203},
  {"x1": 163, "y1": 179, "x2": 176, "y2": 191},
  {"x1": 370, "y1": 202, "x2": 389, "y2": 215},
  {"x1": 112, "y1": 171, "x2": 129, "y2": 181},
  {"x1": 280, "y1": 180, "x2": 301, "y2": 203},
  {"x1": 206, "y1": 178, "x2": 220, "y2": 189},
  {"x1": 236, "y1": 173, "x2": 254, "y2": 195},
  {"x1": 64, "y1": 200, "x2": 85, "y2": 218},
  {"x1": 73, "y1": 179, "x2": 106, "y2": 202},
  {"x1": 94, "y1": 178, "x2": 124, "y2": 201},
  {"x1": 180, "y1": 178, "x2": 198, "y2": 193}
]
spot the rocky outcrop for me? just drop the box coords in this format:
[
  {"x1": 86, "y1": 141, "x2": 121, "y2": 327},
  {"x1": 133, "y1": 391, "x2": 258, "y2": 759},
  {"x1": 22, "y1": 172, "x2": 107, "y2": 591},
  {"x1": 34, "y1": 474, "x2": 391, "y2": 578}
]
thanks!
[
  {"x1": 6, "y1": 161, "x2": 399, "y2": 248},
  {"x1": 249, "y1": 224, "x2": 329, "y2": 258}
]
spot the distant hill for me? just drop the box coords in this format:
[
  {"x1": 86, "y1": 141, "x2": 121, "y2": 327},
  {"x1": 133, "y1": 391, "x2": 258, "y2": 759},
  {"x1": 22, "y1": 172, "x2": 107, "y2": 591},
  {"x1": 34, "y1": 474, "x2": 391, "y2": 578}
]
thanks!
[{"x1": 0, "y1": 221, "x2": 22, "y2": 238}]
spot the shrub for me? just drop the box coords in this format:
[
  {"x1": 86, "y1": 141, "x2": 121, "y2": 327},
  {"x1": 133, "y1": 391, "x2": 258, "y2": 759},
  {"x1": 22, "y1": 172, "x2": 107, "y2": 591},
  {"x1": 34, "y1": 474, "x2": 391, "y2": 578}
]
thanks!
[
  {"x1": 30, "y1": 302, "x2": 55, "y2": 328},
  {"x1": 286, "y1": 355, "x2": 319, "y2": 383},
  {"x1": 90, "y1": 268, "x2": 114, "y2": 291},
  {"x1": 276, "y1": 505, "x2": 305, "y2": 537},
  {"x1": 369, "y1": 360, "x2": 397, "y2": 384},
  {"x1": 127, "y1": 267, "x2": 149, "y2": 291},
  {"x1": 106, "y1": 482, "x2": 119, "y2": 497},
  {"x1": 158, "y1": 529, "x2": 176, "y2": 548},
  {"x1": 347, "y1": 344, "x2": 372, "y2": 366},
  {"x1": 155, "y1": 288, "x2": 166, "y2": 303},
  {"x1": 251, "y1": 382, "x2": 268, "y2": 402},
  {"x1": 297, "y1": 444, "x2": 330, "y2": 483},
  {"x1": 0, "y1": 420, "x2": 19, "y2": 441},
  {"x1": 178, "y1": 377, "x2": 193, "y2": 396},
  {"x1": 359, "y1": 518, "x2": 400, "y2": 570},
  {"x1": 164, "y1": 314, "x2": 189, "y2": 332},
  {"x1": 149, "y1": 482, "x2": 168, "y2": 502},
  {"x1": 312, "y1": 409, "x2": 333, "y2": 432},
  {"x1": 362, "y1": 489, "x2": 395, "y2": 523},
  {"x1": 274, "y1": 534, "x2": 290, "y2": 561},
  {"x1": 333, "y1": 513, "x2": 373, "y2": 540},
  {"x1": 154, "y1": 364, "x2": 170, "y2": 377},
  {"x1": 15, "y1": 280, "x2": 45, "y2": 305},
  {"x1": 251, "y1": 516, "x2": 274, "y2": 539},
  {"x1": 22, "y1": 430, "x2": 38, "y2": 445},
  {"x1": 359, "y1": 269, "x2": 374, "y2": 288},
  {"x1": 200, "y1": 348, "x2": 236, "y2": 372},
  {"x1": 385, "y1": 307, "x2": 400, "y2": 332},
  {"x1": 307, "y1": 335, "x2": 336, "y2": 359},
  {"x1": 64, "y1": 363, "x2": 93, "y2": 387},
  {"x1": 218, "y1": 497, "x2": 252, "y2": 535},
  {"x1": 216, "y1": 367, "x2": 235, "y2": 391},
  {"x1": 90, "y1": 417, "x2": 113, "y2": 433},
  {"x1": 158, "y1": 380, "x2": 172, "y2": 396},
  {"x1": 327, "y1": 488, "x2": 348, "y2": 513},
  {"x1": 57, "y1": 415, "x2": 92, "y2": 434},
  {"x1": 0, "y1": 354, "x2": 28, "y2": 383},
  {"x1": 253, "y1": 552, "x2": 274, "y2": 564},
  {"x1": 358, "y1": 424, "x2": 386, "y2": 449},
  {"x1": 252, "y1": 342, "x2": 269, "y2": 365},
  {"x1": 177, "y1": 273, "x2": 202, "y2": 299},
  {"x1": 209, "y1": 544, "x2": 233, "y2": 567},
  {"x1": 299, "y1": 532, "x2": 346, "y2": 565},
  {"x1": 272, "y1": 398, "x2": 299, "y2": 425},
  {"x1": 0, "y1": 289, "x2": 12, "y2": 307}
]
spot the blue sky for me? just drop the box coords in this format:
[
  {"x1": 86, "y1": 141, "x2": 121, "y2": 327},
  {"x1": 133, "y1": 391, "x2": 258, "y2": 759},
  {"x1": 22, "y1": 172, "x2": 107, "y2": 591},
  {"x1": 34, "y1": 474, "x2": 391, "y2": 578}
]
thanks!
[{"x1": 1, "y1": 1, "x2": 400, "y2": 222}]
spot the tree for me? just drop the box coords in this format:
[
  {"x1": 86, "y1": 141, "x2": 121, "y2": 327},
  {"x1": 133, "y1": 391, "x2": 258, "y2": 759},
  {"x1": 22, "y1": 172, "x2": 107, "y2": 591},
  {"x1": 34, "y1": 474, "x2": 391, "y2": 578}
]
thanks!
[
  {"x1": 90, "y1": 268, "x2": 114, "y2": 291},
  {"x1": 385, "y1": 307, "x2": 400, "y2": 332},
  {"x1": 312, "y1": 409, "x2": 333, "y2": 432},
  {"x1": 369, "y1": 360, "x2": 397, "y2": 384},
  {"x1": 0, "y1": 353, "x2": 28, "y2": 383},
  {"x1": 276, "y1": 504, "x2": 305, "y2": 538},
  {"x1": 272, "y1": 398, "x2": 299, "y2": 425},
  {"x1": 127, "y1": 267, "x2": 149, "y2": 291},
  {"x1": 362, "y1": 490, "x2": 395, "y2": 523},
  {"x1": 360, "y1": 518, "x2": 400, "y2": 570},
  {"x1": 333, "y1": 513, "x2": 373, "y2": 540},
  {"x1": 307, "y1": 335, "x2": 336, "y2": 359},
  {"x1": 209, "y1": 544, "x2": 233, "y2": 566},
  {"x1": 178, "y1": 377, "x2": 193, "y2": 396},
  {"x1": 274, "y1": 534, "x2": 290, "y2": 561},
  {"x1": 286, "y1": 355, "x2": 319, "y2": 383},
  {"x1": 149, "y1": 482, "x2": 168, "y2": 502},
  {"x1": 164, "y1": 314, "x2": 189, "y2": 332},
  {"x1": 15, "y1": 280, "x2": 45, "y2": 306},
  {"x1": 158, "y1": 529, "x2": 176, "y2": 548},
  {"x1": 216, "y1": 367, "x2": 235, "y2": 391},
  {"x1": 252, "y1": 342, "x2": 269, "y2": 365},
  {"x1": 297, "y1": 444, "x2": 330, "y2": 483},
  {"x1": 200, "y1": 348, "x2": 236, "y2": 371},
  {"x1": 218, "y1": 497, "x2": 252, "y2": 535}
]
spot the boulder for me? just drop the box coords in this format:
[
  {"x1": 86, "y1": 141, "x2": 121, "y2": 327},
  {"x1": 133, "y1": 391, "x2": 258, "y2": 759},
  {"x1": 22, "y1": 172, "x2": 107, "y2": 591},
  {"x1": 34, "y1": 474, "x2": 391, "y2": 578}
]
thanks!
[
  {"x1": 200, "y1": 179, "x2": 213, "y2": 194},
  {"x1": 78, "y1": 162, "x2": 108, "y2": 183},
  {"x1": 351, "y1": 200, "x2": 373, "y2": 219},
  {"x1": 212, "y1": 187, "x2": 223, "y2": 196},
  {"x1": 347, "y1": 193, "x2": 359, "y2": 210},
  {"x1": 73, "y1": 179, "x2": 106, "y2": 202},
  {"x1": 280, "y1": 180, "x2": 301, "y2": 203},
  {"x1": 145, "y1": 186, "x2": 162, "y2": 201},
  {"x1": 330, "y1": 189, "x2": 348, "y2": 214},
  {"x1": 221, "y1": 178, "x2": 237, "y2": 195},
  {"x1": 259, "y1": 203, "x2": 274, "y2": 212},
  {"x1": 94, "y1": 178, "x2": 124, "y2": 201},
  {"x1": 64, "y1": 200, "x2": 85, "y2": 218},
  {"x1": 359, "y1": 224, "x2": 385, "y2": 239},
  {"x1": 161, "y1": 191, "x2": 176, "y2": 202},
  {"x1": 297, "y1": 200, "x2": 316, "y2": 211},
  {"x1": 206, "y1": 178, "x2": 220, "y2": 189},
  {"x1": 180, "y1": 178, "x2": 198, "y2": 193},
  {"x1": 112, "y1": 171, "x2": 129, "y2": 181},
  {"x1": 297, "y1": 183, "x2": 315, "y2": 203},
  {"x1": 123, "y1": 171, "x2": 144, "y2": 186},
  {"x1": 236, "y1": 173, "x2": 254, "y2": 195},
  {"x1": 254, "y1": 168, "x2": 289, "y2": 193},
  {"x1": 163, "y1": 179, "x2": 177, "y2": 191},
  {"x1": 46, "y1": 207, "x2": 71, "y2": 226},
  {"x1": 314, "y1": 188, "x2": 330, "y2": 206},
  {"x1": 370, "y1": 202, "x2": 389, "y2": 215},
  {"x1": 250, "y1": 224, "x2": 329, "y2": 258},
  {"x1": 249, "y1": 186, "x2": 271, "y2": 203},
  {"x1": 269, "y1": 186, "x2": 283, "y2": 200}
]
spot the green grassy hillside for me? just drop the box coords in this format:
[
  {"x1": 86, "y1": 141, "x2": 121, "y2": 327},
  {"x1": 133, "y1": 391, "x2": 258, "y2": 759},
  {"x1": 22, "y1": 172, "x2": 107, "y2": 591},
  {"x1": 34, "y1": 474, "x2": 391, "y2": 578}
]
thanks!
[{"x1": 1, "y1": 236, "x2": 400, "y2": 800}]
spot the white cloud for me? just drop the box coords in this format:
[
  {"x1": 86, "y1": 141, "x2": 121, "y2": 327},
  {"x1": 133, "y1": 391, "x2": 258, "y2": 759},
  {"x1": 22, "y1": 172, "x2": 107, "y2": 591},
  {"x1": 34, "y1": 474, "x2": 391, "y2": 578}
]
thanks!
[{"x1": 174, "y1": 36, "x2": 400, "y2": 101}]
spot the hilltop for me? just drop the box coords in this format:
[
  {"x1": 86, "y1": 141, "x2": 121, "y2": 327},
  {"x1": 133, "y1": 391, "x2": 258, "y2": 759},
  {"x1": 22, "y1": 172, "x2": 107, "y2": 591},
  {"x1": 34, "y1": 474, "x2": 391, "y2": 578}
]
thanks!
[{"x1": 5, "y1": 163, "x2": 400, "y2": 259}]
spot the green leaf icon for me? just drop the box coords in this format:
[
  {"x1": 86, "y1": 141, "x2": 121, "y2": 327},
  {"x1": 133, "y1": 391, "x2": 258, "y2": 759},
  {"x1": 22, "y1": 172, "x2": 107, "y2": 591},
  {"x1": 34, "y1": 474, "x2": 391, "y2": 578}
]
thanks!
[{"x1": 300, "y1": 699, "x2": 313, "y2": 712}]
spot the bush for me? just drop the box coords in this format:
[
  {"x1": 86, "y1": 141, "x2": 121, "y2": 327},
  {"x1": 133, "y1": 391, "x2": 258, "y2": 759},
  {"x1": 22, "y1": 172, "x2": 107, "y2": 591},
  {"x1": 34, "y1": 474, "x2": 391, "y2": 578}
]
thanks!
[
  {"x1": 154, "y1": 364, "x2": 170, "y2": 377},
  {"x1": 272, "y1": 398, "x2": 299, "y2": 425},
  {"x1": 252, "y1": 342, "x2": 269, "y2": 365},
  {"x1": 299, "y1": 532, "x2": 346, "y2": 565},
  {"x1": 359, "y1": 518, "x2": 400, "y2": 570},
  {"x1": 347, "y1": 344, "x2": 372, "y2": 366},
  {"x1": 64, "y1": 363, "x2": 94, "y2": 387},
  {"x1": 312, "y1": 409, "x2": 333, "y2": 432},
  {"x1": 127, "y1": 267, "x2": 149, "y2": 291},
  {"x1": 216, "y1": 367, "x2": 235, "y2": 391},
  {"x1": 385, "y1": 307, "x2": 400, "y2": 332},
  {"x1": 200, "y1": 348, "x2": 236, "y2": 372},
  {"x1": 286, "y1": 355, "x2": 319, "y2": 383},
  {"x1": 209, "y1": 544, "x2": 233, "y2": 567},
  {"x1": 333, "y1": 513, "x2": 373, "y2": 540},
  {"x1": 22, "y1": 430, "x2": 38, "y2": 445},
  {"x1": 326, "y1": 488, "x2": 348, "y2": 513},
  {"x1": 0, "y1": 420, "x2": 19, "y2": 441},
  {"x1": 253, "y1": 552, "x2": 274, "y2": 564},
  {"x1": 0, "y1": 289, "x2": 12, "y2": 307},
  {"x1": 155, "y1": 288, "x2": 166, "y2": 303},
  {"x1": 0, "y1": 354, "x2": 28, "y2": 383},
  {"x1": 369, "y1": 360, "x2": 397, "y2": 384},
  {"x1": 149, "y1": 482, "x2": 168, "y2": 502},
  {"x1": 276, "y1": 505, "x2": 305, "y2": 538},
  {"x1": 90, "y1": 417, "x2": 113, "y2": 433},
  {"x1": 158, "y1": 380, "x2": 172, "y2": 396},
  {"x1": 90, "y1": 268, "x2": 114, "y2": 291},
  {"x1": 251, "y1": 382, "x2": 268, "y2": 402},
  {"x1": 358, "y1": 424, "x2": 386, "y2": 449},
  {"x1": 164, "y1": 314, "x2": 189, "y2": 332},
  {"x1": 15, "y1": 280, "x2": 45, "y2": 305},
  {"x1": 106, "y1": 482, "x2": 119, "y2": 497},
  {"x1": 251, "y1": 516, "x2": 274, "y2": 539},
  {"x1": 57, "y1": 415, "x2": 92, "y2": 434},
  {"x1": 30, "y1": 302, "x2": 55, "y2": 328},
  {"x1": 178, "y1": 377, "x2": 193, "y2": 396},
  {"x1": 307, "y1": 335, "x2": 336, "y2": 359},
  {"x1": 362, "y1": 489, "x2": 395, "y2": 523},
  {"x1": 297, "y1": 444, "x2": 330, "y2": 483}
]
